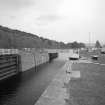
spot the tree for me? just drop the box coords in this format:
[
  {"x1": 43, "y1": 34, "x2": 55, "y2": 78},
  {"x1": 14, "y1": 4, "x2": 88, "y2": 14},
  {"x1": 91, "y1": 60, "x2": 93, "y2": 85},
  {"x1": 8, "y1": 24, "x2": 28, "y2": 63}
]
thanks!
[
  {"x1": 95, "y1": 40, "x2": 101, "y2": 48},
  {"x1": 79, "y1": 43, "x2": 85, "y2": 48},
  {"x1": 70, "y1": 41, "x2": 85, "y2": 49},
  {"x1": 71, "y1": 41, "x2": 79, "y2": 49}
]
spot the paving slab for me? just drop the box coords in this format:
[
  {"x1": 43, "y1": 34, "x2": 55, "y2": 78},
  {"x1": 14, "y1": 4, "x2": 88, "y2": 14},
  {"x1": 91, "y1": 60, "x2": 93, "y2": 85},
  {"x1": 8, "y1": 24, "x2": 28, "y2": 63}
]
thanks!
[
  {"x1": 35, "y1": 97, "x2": 66, "y2": 105},
  {"x1": 50, "y1": 79, "x2": 64, "y2": 87},
  {"x1": 42, "y1": 86, "x2": 68, "y2": 99}
]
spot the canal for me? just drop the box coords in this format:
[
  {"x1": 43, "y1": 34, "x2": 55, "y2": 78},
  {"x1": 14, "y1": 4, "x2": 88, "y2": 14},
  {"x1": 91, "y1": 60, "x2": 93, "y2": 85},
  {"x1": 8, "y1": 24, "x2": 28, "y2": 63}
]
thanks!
[{"x1": 0, "y1": 58, "x2": 65, "y2": 105}]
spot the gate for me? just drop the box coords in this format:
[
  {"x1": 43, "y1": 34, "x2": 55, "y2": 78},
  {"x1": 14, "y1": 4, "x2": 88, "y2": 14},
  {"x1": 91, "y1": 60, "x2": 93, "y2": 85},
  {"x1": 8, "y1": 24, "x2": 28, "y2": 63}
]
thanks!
[{"x1": 0, "y1": 54, "x2": 21, "y2": 80}]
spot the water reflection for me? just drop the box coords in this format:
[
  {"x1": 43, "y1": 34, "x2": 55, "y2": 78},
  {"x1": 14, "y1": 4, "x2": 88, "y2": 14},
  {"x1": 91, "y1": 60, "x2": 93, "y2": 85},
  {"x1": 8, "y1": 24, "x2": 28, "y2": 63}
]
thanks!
[{"x1": 0, "y1": 74, "x2": 22, "y2": 104}]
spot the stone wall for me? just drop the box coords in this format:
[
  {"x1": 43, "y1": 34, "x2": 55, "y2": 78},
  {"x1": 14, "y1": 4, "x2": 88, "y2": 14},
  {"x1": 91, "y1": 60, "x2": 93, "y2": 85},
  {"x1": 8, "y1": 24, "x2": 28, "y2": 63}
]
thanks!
[{"x1": 19, "y1": 50, "x2": 49, "y2": 72}]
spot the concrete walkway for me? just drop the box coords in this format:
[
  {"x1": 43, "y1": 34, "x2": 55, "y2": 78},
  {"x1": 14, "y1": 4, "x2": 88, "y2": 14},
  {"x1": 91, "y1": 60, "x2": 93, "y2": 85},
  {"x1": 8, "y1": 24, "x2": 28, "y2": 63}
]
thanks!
[{"x1": 35, "y1": 61, "x2": 72, "y2": 105}]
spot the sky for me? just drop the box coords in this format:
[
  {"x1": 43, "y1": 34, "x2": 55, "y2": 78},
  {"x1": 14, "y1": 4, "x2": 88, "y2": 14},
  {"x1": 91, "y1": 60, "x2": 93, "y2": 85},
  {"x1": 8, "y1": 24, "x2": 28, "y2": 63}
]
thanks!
[{"x1": 0, "y1": 0, "x2": 105, "y2": 44}]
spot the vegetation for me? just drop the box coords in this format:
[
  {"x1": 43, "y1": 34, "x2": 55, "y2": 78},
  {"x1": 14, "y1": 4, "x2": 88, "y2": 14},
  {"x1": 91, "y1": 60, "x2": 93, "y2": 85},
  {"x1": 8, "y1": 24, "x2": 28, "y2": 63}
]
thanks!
[
  {"x1": 95, "y1": 40, "x2": 101, "y2": 48},
  {"x1": 0, "y1": 25, "x2": 85, "y2": 49},
  {"x1": 70, "y1": 41, "x2": 85, "y2": 49}
]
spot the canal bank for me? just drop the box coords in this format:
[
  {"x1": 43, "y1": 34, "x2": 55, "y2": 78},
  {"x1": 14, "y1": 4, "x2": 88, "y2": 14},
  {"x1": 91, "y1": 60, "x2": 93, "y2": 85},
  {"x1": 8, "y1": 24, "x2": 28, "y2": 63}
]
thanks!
[
  {"x1": 36, "y1": 56, "x2": 105, "y2": 105},
  {"x1": 35, "y1": 60, "x2": 72, "y2": 105}
]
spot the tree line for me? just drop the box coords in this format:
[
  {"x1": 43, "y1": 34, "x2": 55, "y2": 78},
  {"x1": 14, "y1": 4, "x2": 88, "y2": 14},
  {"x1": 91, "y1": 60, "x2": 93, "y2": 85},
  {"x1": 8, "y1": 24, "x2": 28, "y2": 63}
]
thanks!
[{"x1": 0, "y1": 25, "x2": 86, "y2": 49}]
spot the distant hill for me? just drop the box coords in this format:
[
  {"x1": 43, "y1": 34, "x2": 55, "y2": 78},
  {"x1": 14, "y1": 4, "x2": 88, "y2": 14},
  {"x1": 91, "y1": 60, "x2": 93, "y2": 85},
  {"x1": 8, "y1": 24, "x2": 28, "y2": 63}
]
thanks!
[{"x1": 0, "y1": 25, "x2": 85, "y2": 49}]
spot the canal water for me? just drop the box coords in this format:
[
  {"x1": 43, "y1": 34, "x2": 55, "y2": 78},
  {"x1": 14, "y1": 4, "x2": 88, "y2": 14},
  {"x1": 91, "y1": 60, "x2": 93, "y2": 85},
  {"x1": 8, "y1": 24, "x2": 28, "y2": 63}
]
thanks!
[{"x1": 0, "y1": 59, "x2": 65, "y2": 105}]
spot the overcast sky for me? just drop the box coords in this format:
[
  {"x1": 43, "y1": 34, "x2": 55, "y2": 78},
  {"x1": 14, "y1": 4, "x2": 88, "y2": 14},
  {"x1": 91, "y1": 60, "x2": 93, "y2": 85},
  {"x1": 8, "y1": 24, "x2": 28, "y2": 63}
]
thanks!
[{"x1": 0, "y1": 0, "x2": 105, "y2": 44}]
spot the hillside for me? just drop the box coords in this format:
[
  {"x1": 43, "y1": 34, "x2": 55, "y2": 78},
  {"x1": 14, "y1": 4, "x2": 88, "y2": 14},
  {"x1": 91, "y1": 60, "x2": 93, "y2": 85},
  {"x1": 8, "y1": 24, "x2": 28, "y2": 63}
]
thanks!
[{"x1": 0, "y1": 25, "x2": 85, "y2": 49}]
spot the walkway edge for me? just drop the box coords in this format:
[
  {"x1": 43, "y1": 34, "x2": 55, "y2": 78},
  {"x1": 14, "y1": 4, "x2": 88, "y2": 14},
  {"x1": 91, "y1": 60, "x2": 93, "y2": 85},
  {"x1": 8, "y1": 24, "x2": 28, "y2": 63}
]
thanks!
[{"x1": 34, "y1": 61, "x2": 72, "y2": 105}]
